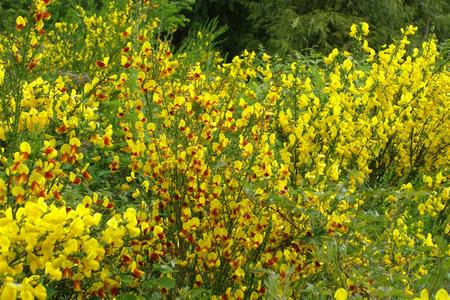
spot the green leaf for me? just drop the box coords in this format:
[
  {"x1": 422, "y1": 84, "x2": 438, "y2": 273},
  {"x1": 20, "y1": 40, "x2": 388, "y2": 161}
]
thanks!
[
  {"x1": 155, "y1": 276, "x2": 176, "y2": 289},
  {"x1": 116, "y1": 294, "x2": 139, "y2": 300},
  {"x1": 188, "y1": 288, "x2": 212, "y2": 299},
  {"x1": 141, "y1": 279, "x2": 157, "y2": 290},
  {"x1": 45, "y1": 286, "x2": 57, "y2": 298},
  {"x1": 152, "y1": 264, "x2": 178, "y2": 273},
  {"x1": 120, "y1": 274, "x2": 135, "y2": 285}
]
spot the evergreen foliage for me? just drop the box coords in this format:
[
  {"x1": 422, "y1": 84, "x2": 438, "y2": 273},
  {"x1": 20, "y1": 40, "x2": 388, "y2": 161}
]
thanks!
[{"x1": 186, "y1": 0, "x2": 450, "y2": 55}]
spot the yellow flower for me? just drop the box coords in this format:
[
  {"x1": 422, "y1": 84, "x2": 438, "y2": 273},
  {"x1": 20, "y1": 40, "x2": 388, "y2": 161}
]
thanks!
[
  {"x1": 405, "y1": 25, "x2": 418, "y2": 35},
  {"x1": 435, "y1": 172, "x2": 445, "y2": 185},
  {"x1": 16, "y1": 16, "x2": 27, "y2": 31},
  {"x1": 233, "y1": 267, "x2": 245, "y2": 279},
  {"x1": 349, "y1": 24, "x2": 357, "y2": 38},
  {"x1": 96, "y1": 56, "x2": 110, "y2": 68},
  {"x1": 234, "y1": 289, "x2": 245, "y2": 299},
  {"x1": 20, "y1": 142, "x2": 31, "y2": 154},
  {"x1": 34, "y1": 284, "x2": 47, "y2": 300},
  {"x1": 423, "y1": 175, "x2": 433, "y2": 188},
  {"x1": 334, "y1": 288, "x2": 347, "y2": 300},
  {"x1": 0, "y1": 278, "x2": 19, "y2": 300},
  {"x1": 424, "y1": 233, "x2": 435, "y2": 247},
  {"x1": 69, "y1": 137, "x2": 81, "y2": 147},
  {"x1": 262, "y1": 53, "x2": 271, "y2": 62},
  {"x1": 45, "y1": 262, "x2": 62, "y2": 280},
  {"x1": 361, "y1": 22, "x2": 369, "y2": 36},
  {"x1": 324, "y1": 48, "x2": 339, "y2": 65},
  {"x1": 63, "y1": 239, "x2": 79, "y2": 255},
  {"x1": 342, "y1": 59, "x2": 353, "y2": 72},
  {"x1": 0, "y1": 68, "x2": 4, "y2": 86},
  {"x1": 153, "y1": 225, "x2": 164, "y2": 237},
  {"x1": 414, "y1": 289, "x2": 429, "y2": 300},
  {"x1": 435, "y1": 289, "x2": 449, "y2": 300},
  {"x1": 243, "y1": 143, "x2": 253, "y2": 157}
]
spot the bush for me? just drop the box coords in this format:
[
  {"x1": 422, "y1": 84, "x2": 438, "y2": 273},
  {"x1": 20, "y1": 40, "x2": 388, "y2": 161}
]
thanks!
[{"x1": 0, "y1": 1, "x2": 448, "y2": 299}]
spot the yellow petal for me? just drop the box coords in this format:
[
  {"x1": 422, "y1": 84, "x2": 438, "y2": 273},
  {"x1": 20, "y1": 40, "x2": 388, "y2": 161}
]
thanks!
[
  {"x1": 153, "y1": 225, "x2": 163, "y2": 236},
  {"x1": 420, "y1": 289, "x2": 429, "y2": 300},
  {"x1": 20, "y1": 142, "x2": 31, "y2": 154},
  {"x1": 435, "y1": 289, "x2": 449, "y2": 300},
  {"x1": 0, "y1": 278, "x2": 18, "y2": 300},
  {"x1": 334, "y1": 288, "x2": 348, "y2": 300},
  {"x1": 16, "y1": 16, "x2": 27, "y2": 30},
  {"x1": 34, "y1": 284, "x2": 47, "y2": 300},
  {"x1": 69, "y1": 137, "x2": 81, "y2": 147}
]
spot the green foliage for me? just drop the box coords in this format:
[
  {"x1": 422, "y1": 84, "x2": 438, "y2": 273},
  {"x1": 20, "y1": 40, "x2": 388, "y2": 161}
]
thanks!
[
  {"x1": 152, "y1": 0, "x2": 196, "y2": 33},
  {"x1": 0, "y1": 0, "x2": 103, "y2": 32},
  {"x1": 184, "y1": 0, "x2": 450, "y2": 56},
  {"x1": 177, "y1": 18, "x2": 228, "y2": 64},
  {"x1": 0, "y1": 0, "x2": 31, "y2": 32},
  {"x1": 410, "y1": 0, "x2": 450, "y2": 39},
  {"x1": 47, "y1": 0, "x2": 104, "y2": 24},
  {"x1": 183, "y1": 0, "x2": 255, "y2": 57},
  {"x1": 4, "y1": 0, "x2": 447, "y2": 56},
  {"x1": 0, "y1": 0, "x2": 196, "y2": 34},
  {"x1": 243, "y1": 0, "x2": 450, "y2": 54}
]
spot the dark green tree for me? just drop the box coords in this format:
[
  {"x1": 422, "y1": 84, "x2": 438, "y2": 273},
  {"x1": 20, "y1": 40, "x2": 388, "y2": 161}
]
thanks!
[
  {"x1": 243, "y1": 0, "x2": 449, "y2": 53},
  {"x1": 182, "y1": 0, "x2": 449, "y2": 56},
  {"x1": 175, "y1": 0, "x2": 254, "y2": 57}
]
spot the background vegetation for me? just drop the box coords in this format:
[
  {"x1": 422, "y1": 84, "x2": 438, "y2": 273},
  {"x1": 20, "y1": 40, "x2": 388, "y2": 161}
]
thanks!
[
  {"x1": 1, "y1": 0, "x2": 449, "y2": 56},
  {"x1": 186, "y1": 0, "x2": 450, "y2": 55}
]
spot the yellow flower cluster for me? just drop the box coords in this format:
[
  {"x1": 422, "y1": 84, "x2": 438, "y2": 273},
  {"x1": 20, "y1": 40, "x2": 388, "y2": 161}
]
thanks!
[{"x1": 0, "y1": 1, "x2": 448, "y2": 299}]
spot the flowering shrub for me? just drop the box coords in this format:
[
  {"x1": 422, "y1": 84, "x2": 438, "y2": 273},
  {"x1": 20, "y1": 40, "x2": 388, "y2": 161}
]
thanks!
[{"x1": 0, "y1": 1, "x2": 449, "y2": 299}]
